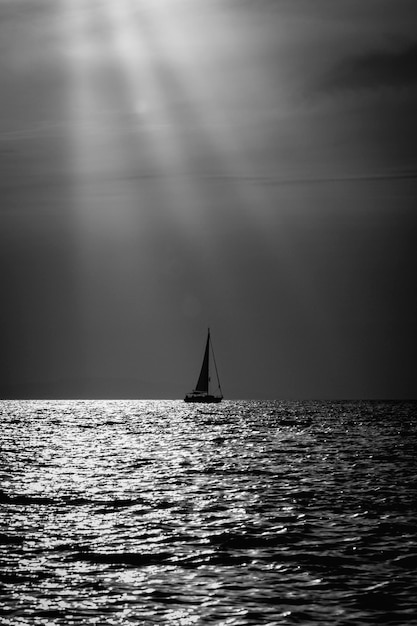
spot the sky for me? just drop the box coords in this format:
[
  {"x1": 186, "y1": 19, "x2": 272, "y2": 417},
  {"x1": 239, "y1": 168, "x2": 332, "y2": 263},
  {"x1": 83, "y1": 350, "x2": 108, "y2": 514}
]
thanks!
[{"x1": 1, "y1": 0, "x2": 417, "y2": 399}]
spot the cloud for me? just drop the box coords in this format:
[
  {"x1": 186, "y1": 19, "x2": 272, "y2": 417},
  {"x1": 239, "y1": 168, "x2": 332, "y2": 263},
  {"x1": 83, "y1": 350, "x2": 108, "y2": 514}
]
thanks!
[{"x1": 320, "y1": 40, "x2": 417, "y2": 93}]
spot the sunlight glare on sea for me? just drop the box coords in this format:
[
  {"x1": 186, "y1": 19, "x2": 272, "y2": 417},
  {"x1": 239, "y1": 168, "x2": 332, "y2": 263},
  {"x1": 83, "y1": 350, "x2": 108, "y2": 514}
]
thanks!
[{"x1": 1, "y1": 399, "x2": 416, "y2": 624}]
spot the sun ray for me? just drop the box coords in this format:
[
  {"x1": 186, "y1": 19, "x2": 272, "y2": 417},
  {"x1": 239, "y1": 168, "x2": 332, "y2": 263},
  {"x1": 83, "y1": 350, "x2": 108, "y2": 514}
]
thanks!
[{"x1": 60, "y1": 0, "x2": 332, "y2": 356}]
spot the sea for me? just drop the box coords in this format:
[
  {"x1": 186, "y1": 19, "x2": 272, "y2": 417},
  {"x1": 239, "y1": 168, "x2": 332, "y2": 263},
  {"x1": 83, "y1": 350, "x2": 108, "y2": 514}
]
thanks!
[{"x1": 1, "y1": 400, "x2": 416, "y2": 625}]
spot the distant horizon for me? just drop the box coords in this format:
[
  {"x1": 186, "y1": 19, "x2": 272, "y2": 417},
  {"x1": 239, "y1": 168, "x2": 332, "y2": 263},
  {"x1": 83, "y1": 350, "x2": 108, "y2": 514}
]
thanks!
[{"x1": 1, "y1": 382, "x2": 416, "y2": 403}]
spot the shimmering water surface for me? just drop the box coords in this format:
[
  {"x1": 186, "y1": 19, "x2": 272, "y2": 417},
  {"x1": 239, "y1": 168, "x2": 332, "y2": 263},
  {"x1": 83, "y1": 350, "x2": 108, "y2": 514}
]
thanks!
[{"x1": 1, "y1": 400, "x2": 416, "y2": 625}]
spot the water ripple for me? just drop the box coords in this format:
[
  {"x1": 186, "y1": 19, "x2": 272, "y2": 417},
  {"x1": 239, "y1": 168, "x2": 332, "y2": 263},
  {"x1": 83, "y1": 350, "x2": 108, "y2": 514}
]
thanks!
[{"x1": 0, "y1": 399, "x2": 416, "y2": 624}]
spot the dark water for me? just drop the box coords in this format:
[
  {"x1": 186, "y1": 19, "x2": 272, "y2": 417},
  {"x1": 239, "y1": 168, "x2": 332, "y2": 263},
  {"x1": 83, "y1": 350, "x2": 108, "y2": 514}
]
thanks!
[{"x1": 1, "y1": 400, "x2": 416, "y2": 625}]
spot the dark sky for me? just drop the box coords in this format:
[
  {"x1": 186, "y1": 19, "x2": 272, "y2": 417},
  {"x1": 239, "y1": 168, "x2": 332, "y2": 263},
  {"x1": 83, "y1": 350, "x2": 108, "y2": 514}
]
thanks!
[{"x1": 1, "y1": 0, "x2": 417, "y2": 399}]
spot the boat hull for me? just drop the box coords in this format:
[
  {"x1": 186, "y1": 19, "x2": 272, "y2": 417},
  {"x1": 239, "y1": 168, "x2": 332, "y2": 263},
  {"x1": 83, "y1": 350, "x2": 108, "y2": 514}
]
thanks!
[{"x1": 184, "y1": 395, "x2": 222, "y2": 403}]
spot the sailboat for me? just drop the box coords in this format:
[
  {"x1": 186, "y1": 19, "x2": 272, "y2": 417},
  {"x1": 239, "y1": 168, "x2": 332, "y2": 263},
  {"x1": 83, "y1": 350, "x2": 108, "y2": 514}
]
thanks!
[{"x1": 184, "y1": 328, "x2": 223, "y2": 403}]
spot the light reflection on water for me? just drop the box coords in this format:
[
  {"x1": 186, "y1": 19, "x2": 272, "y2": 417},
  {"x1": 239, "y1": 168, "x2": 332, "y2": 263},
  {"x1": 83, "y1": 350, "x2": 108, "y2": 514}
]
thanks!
[{"x1": 1, "y1": 399, "x2": 416, "y2": 624}]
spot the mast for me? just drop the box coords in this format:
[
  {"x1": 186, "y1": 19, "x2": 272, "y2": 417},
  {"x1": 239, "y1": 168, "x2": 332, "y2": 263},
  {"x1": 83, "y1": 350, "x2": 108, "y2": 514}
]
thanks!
[{"x1": 210, "y1": 330, "x2": 223, "y2": 398}]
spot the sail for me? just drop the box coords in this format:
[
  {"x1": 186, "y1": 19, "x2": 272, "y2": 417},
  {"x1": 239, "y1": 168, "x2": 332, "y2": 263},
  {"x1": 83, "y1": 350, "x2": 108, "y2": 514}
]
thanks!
[
  {"x1": 184, "y1": 328, "x2": 222, "y2": 403},
  {"x1": 194, "y1": 332, "x2": 210, "y2": 393}
]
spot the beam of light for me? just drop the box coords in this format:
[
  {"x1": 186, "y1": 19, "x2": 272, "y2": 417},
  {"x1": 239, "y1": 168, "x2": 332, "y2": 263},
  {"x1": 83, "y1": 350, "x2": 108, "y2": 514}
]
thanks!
[
  {"x1": 63, "y1": 0, "x2": 134, "y2": 233},
  {"x1": 123, "y1": 0, "x2": 325, "y2": 337},
  {"x1": 113, "y1": 1, "x2": 279, "y2": 309},
  {"x1": 61, "y1": 0, "x2": 339, "y2": 377},
  {"x1": 62, "y1": 0, "x2": 205, "y2": 241},
  {"x1": 62, "y1": 0, "x2": 246, "y2": 327}
]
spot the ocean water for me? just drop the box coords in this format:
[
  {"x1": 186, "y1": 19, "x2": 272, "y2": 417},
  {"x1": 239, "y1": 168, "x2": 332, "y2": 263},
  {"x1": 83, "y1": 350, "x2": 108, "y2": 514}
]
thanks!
[{"x1": 0, "y1": 400, "x2": 416, "y2": 625}]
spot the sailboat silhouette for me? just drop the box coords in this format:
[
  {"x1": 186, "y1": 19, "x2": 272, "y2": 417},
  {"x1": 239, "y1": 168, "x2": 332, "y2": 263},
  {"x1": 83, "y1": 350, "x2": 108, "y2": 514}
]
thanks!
[{"x1": 184, "y1": 329, "x2": 223, "y2": 403}]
